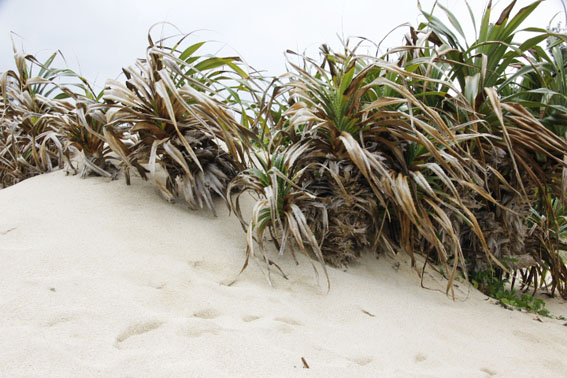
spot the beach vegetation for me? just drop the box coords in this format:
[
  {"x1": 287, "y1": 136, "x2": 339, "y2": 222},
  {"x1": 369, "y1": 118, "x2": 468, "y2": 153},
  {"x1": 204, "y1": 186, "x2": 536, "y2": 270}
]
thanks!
[
  {"x1": 0, "y1": 1, "x2": 566, "y2": 303},
  {"x1": 103, "y1": 25, "x2": 253, "y2": 214},
  {"x1": 0, "y1": 48, "x2": 73, "y2": 187}
]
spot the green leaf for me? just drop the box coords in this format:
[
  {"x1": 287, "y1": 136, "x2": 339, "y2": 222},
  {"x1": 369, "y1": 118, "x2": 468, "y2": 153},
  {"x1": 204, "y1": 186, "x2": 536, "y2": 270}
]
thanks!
[
  {"x1": 438, "y1": 3, "x2": 466, "y2": 40},
  {"x1": 179, "y1": 41, "x2": 206, "y2": 61},
  {"x1": 338, "y1": 65, "x2": 355, "y2": 96},
  {"x1": 464, "y1": 73, "x2": 481, "y2": 106}
]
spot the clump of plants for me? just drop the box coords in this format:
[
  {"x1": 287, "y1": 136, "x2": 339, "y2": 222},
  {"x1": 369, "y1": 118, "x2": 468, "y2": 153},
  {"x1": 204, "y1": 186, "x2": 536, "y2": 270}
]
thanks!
[
  {"x1": 56, "y1": 82, "x2": 119, "y2": 178},
  {"x1": 0, "y1": 1, "x2": 566, "y2": 304},
  {"x1": 404, "y1": 0, "x2": 567, "y2": 299},
  {"x1": 229, "y1": 0, "x2": 567, "y2": 300},
  {"x1": 103, "y1": 26, "x2": 253, "y2": 214},
  {"x1": 0, "y1": 49, "x2": 73, "y2": 187},
  {"x1": 230, "y1": 43, "x2": 494, "y2": 294}
]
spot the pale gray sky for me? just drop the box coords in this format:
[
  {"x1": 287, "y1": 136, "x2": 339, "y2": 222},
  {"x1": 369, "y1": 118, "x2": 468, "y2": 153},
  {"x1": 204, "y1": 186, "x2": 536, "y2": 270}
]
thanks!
[{"x1": 0, "y1": 0, "x2": 563, "y2": 89}]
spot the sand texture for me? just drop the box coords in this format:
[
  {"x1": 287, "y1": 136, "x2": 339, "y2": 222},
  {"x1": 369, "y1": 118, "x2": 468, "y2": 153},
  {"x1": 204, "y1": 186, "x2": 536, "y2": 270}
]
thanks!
[{"x1": 1, "y1": 171, "x2": 566, "y2": 377}]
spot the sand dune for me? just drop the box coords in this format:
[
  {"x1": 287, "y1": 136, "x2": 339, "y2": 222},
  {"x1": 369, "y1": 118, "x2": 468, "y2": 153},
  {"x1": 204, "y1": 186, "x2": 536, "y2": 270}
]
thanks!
[{"x1": 0, "y1": 171, "x2": 566, "y2": 377}]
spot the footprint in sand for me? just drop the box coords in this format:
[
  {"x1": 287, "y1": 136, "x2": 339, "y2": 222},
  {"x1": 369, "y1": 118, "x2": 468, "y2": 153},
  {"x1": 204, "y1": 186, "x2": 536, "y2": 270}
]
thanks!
[
  {"x1": 348, "y1": 356, "x2": 374, "y2": 366},
  {"x1": 43, "y1": 314, "x2": 77, "y2": 328},
  {"x1": 181, "y1": 309, "x2": 223, "y2": 337},
  {"x1": 274, "y1": 317, "x2": 303, "y2": 326},
  {"x1": 188, "y1": 260, "x2": 224, "y2": 275},
  {"x1": 115, "y1": 321, "x2": 163, "y2": 346},
  {"x1": 181, "y1": 316, "x2": 221, "y2": 338},
  {"x1": 193, "y1": 308, "x2": 220, "y2": 319},
  {"x1": 242, "y1": 315, "x2": 260, "y2": 322},
  {"x1": 512, "y1": 329, "x2": 541, "y2": 344},
  {"x1": 415, "y1": 353, "x2": 427, "y2": 363},
  {"x1": 272, "y1": 317, "x2": 303, "y2": 335},
  {"x1": 184, "y1": 325, "x2": 220, "y2": 338},
  {"x1": 480, "y1": 367, "x2": 497, "y2": 376}
]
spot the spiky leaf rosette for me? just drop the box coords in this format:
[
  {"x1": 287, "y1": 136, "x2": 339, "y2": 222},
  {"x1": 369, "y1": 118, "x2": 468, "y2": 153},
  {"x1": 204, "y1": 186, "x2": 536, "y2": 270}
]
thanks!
[
  {"x1": 288, "y1": 46, "x2": 502, "y2": 289},
  {"x1": 54, "y1": 80, "x2": 120, "y2": 179},
  {"x1": 232, "y1": 43, "x2": 497, "y2": 295},
  {"x1": 228, "y1": 144, "x2": 330, "y2": 288},
  {"x1": 104, "y1": 27, "x2": 252, "y2": 214},
  {"x1": 0, "y1": 50, "x2": 72, "y2": 188},
  {"x1": 402, "y1": 0, "x2": 567, "y2": 297}
]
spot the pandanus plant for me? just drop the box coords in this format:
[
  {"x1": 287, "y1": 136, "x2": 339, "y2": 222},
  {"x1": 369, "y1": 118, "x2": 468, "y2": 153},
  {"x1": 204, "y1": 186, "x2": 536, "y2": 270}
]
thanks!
[
  {"x1": 55, "y1": 82, "x2": 120, "y2": 178},
  {"x1": 0, "y1": 49, "x2": 72, "y2": 187},
  {"x1": 228, "y1": 144, "x2": 330, "y2": 287},
  {"x1": 399, "y1": 0, "x2": 567, "y2": 297},
  {"x1": 230, "y1": 42, "x2": 498, "y2": 295},
  {"x1": 104, "y1": 26, "x2": 253, "y2": 214}
]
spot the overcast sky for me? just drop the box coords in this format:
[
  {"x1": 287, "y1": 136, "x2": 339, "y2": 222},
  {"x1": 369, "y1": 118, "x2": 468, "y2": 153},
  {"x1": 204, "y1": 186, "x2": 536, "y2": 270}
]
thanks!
[{"x1": 0, "y1": 0, "x2": 564, "y2": 89}]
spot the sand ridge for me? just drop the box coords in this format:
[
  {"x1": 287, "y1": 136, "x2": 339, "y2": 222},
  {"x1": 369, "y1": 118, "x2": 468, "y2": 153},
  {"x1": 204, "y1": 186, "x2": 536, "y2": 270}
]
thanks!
[{"x1": 0, "y1": 171, "x2": 566, "y2": 377}]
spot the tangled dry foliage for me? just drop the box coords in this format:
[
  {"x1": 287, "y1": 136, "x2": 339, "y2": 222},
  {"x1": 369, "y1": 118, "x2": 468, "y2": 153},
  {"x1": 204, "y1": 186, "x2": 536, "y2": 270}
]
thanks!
[
  {"x1": 56, "y1": 85, "x2": 119, "y2": 179},
  {"x1": 0, "y1": 43, "x2": 120, "y2": 186},
  {"x1": 228, "y1": 0, "x2": 567, "y2": 297},
  {"x1": 0, "y1": 50, "x2": 72, "y2": 187},
  {"x1": 103, "y1": 26, "x2": 254, "y2": 214},
  {"x1": 1, "y1": 3, "x2": 567, "y2": 298},
  {"x1": 400, "y1": 0, "x2": 567, "y2": 297}
]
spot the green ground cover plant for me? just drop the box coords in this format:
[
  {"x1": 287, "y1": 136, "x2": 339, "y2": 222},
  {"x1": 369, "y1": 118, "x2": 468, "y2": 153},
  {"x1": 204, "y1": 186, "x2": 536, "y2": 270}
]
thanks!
[{"x1": 470, "y1": 269, "x2": 550, "y2": 316}]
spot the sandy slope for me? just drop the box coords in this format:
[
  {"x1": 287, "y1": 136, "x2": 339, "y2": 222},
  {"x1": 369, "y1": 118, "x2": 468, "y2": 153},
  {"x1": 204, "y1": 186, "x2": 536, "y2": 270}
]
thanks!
[{"x1": 0, "y1": 171, "x2": 566, "y2": 378}]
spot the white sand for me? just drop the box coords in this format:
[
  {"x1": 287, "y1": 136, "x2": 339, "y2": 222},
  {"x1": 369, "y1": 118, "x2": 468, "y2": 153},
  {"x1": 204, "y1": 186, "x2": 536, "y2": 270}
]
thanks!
[{"x1": 1, "y1": 171, "x2": 566, "y2": 378}]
